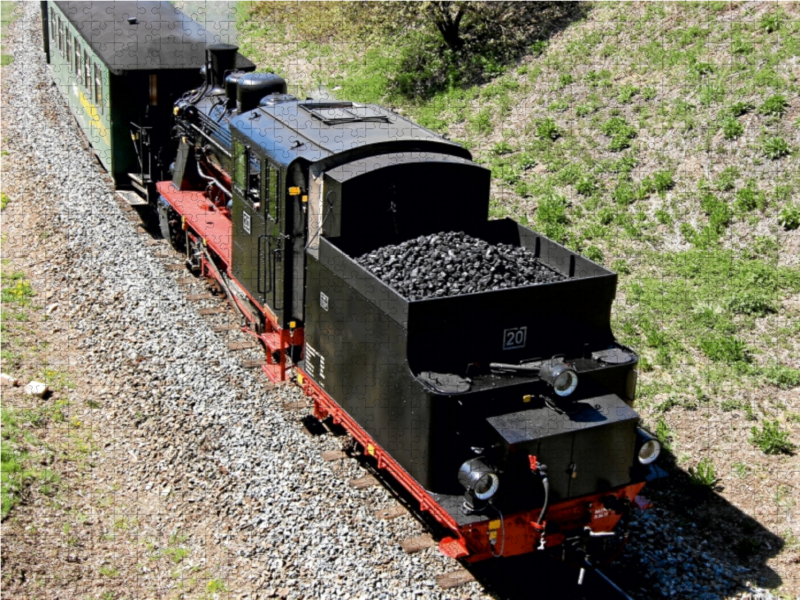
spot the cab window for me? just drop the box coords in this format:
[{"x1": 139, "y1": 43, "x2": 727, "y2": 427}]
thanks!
[
  {"x1": 267, "y1": 164, "x2": 280, "y2": 221},
  {"x1": 247, "y1": 156, "x2": 261, "y2": 206},
  {"x1": 233, "y1": 141, "x2": 247, "y2": 193}
]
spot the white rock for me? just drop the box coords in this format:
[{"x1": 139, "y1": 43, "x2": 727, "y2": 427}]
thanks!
[
  {"x1": 24, "y1": 381, "x2": 49, "y2": 397},
  {"x1": 0, "y1": 373, "x2": 19, "y2": 387},
  {"x1": 46, "y1": 302, "x2": 59, "y2": 315}
]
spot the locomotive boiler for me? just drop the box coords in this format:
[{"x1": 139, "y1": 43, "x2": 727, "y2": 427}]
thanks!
[{"x1": 42, "y1": 3, "x2": 663, "y2": 570}]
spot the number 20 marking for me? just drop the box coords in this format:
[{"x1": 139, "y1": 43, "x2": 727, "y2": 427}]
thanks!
[{"x1": 503, "y1": 326, "x2": 527, "y2": 350}]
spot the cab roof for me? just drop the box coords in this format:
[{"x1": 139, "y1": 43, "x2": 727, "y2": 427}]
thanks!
[{"x1": 230, "y1": 100, "x2": 472, "y2": 170}]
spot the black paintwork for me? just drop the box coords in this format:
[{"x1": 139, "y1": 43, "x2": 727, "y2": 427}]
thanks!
[{"x1": 303, "y1": 220, "x2": 645, "y2": 516}]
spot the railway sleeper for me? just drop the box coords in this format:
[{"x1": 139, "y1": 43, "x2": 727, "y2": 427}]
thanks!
[{"x1": 436, "y1": 569, "x2": 476, "y2": 590}]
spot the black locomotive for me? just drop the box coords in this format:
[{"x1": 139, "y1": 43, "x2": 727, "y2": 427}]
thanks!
[{"x1": 43, "y1": 1, "x2": 663, "y2": 568}]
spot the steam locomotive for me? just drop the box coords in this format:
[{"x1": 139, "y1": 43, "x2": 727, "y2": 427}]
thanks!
[{"x1": 43, "y1": 1, "x2": 663, "y2": 570}]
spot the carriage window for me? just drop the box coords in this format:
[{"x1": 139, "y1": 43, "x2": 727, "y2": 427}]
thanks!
[
  {"x1": 94, "y1": 63, "x2": 103, "y2": 112},
  {"x1": 58, "y1": 18, "x2": 63, "y2": 55},
  {"x1": 83, "y1": 50, "x2": 90, "y2": 92},
  {"x1": 65, "y1": 34, "x2": 71, "y2": 70},
  {"x1": 49, "y1": 9, "x2": 55, "y2": 41},
  {"x1": 74, "y1": 38, "x2": 81, "y2": 81}
]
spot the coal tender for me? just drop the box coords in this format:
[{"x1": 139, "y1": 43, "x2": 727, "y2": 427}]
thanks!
[{"x1": 302, "y1": 146, "x2": 662, "y2": 566}]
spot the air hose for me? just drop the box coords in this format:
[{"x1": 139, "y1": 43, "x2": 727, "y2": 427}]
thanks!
[{"x1": 536, "y1": 462, "x2": 550, "y2": 526}]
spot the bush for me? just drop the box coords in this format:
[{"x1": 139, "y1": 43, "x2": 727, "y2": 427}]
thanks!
[
  {"x1": 778, "y1": 205, "x2": 800, "y2": 230},
  {"x1": 534, "y1": 117, "x2": 560, "y2": 141},
  {"x1": 722, "y1": 117, "x2": 744, "y2": 140},
  {"x1": 558, "y1": 73, "x2": 574, "y2": 88},
  {"x1": 600, "y1": 117, "x2": 637, "y2": 151},
  {"x1": 750, "y1": 420, "x2": 795, "y2": 455},
  {"x1": 762, "y1": 137, "x2": 790, "y2": 159},
  {"x1": 758, "y1": 94, "x2": 788, "y2": 116}
]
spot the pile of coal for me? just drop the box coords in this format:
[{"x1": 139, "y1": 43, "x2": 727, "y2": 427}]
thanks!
[{"x1": 356, "y1": 231, "x2": 566, "y2": 300}]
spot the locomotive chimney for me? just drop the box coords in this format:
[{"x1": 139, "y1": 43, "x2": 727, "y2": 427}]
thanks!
[
  {"x1": 206, "y1": 43, "x2": 239, "y2": 92},
  {"x1": 237, "y1": 72, "x2": 288, "y2": 113}
]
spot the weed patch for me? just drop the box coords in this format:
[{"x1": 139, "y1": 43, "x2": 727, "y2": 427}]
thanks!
[
  {"x1": 762, "y1": 137, "x2": 790, "y2": 160},
  {"x1": 750, "y1": 420, "x2": 795, "y2": 455},
  {"x1": 600, "y1": 117, "x2": 637, "y2": 151},
  {"x1": 533, "y1": 117, "x2": 560, "y2": 141},
  {"x1": 778, "y1": 205, "x2": 800, "y2": 230},
  {"x1": 758, "y1": 94, "x2": 787, "y2": 117},
  {"x1": 688, "y1": 457, "x2": 718, "y2": 488}
]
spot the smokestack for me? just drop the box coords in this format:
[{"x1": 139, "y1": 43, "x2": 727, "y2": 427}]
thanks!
[{"x1": 206, "y1": 43, "x2": 239, "y2": 92}]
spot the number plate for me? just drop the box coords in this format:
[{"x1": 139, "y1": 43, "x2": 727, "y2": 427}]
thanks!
[
  {"x1": 243, "y1": 211, "x2": 251, "y2": 234},
  {"x1": 320, "y1": 292, "x2": 329, "y2": 312},
  {"x1": 503, "y1": 326, "x2": 527, "y2": 350}
]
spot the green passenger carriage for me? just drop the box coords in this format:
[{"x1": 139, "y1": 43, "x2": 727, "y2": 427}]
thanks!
[{"x1": 40, "y1": 1, "x2": 253, "y2": 204}]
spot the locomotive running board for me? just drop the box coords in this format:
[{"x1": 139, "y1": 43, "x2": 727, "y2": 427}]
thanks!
[{"x1": 116, "y1": 190, "x2": 148, "y2": 206}]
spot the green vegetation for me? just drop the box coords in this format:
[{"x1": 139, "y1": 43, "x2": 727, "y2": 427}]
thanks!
[
  {"x1": 759, "y1": 94, "x2": 788, "y2": 116},
  {"x1": 688, "y1": 457, "x2": 718, "y2": 488},
  {"x1": 1, "y1": 1, "x2": 18, "y2": 67},
  {"x1": 762, "y1": 136, "x2": 790, "y2": 160},
  {"x1": 599, "y1": 116, "x2": 637, "y2": 151},
  {"x1": 0, "y1": 192, "x2": 9, "y2": 210},
  {"x1": 1, "y1": 406, "x2": 61, "y2": 518},
  {"x1": 750, "y1": 420, "x2": 796, "y2": 455},
  {"x1": 534, "y1": 117, "x2": 560, "y2": 141},
  {"x1": 778, "y1": 205, "x2": 800, "y2": 230}
]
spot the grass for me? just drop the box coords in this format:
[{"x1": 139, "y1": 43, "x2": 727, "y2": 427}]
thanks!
[{"x1": 1, "y1": 1, "x2": 19, "y2": 67}]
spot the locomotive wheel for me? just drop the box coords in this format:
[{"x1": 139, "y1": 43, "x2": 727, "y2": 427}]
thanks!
[{"x1": 157, "y1": 198, "x2": 186, "y2": 252}]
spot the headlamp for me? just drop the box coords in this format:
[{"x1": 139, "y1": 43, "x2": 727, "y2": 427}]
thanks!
[
  {"x1": 458, "y1": 457, "x2": 499, "y2": 513},
  {"x1": 636, "y1": 429, "x2": 661, "y2": 465},
  {"x1": 539, "y1": 360, "x2": 579, "y2": 397}
]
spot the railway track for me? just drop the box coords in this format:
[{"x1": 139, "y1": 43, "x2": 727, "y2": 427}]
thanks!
[{"x1": 112, "y1": 195, "x2": 638, "y2": 600}]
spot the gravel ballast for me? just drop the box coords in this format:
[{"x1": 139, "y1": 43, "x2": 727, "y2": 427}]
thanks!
[
  {"x1": 1, "y1": 5, "x2": 781, "y2": 599},
  {"x1": 356, "y1": 232, "x2": 565, "y2": 300}
]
